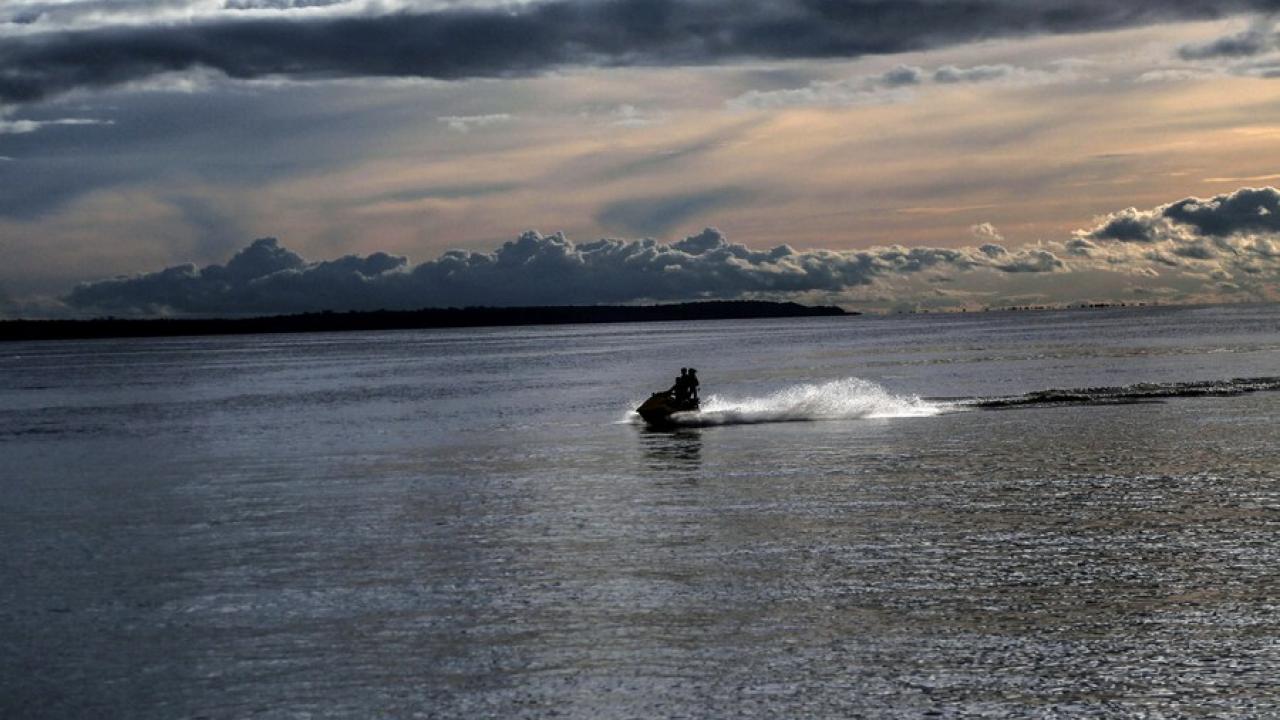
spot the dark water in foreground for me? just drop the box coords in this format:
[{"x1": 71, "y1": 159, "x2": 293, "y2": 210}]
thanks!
[{"x1": 3, "y1": 304, "x2": 1279, "y2": 718}]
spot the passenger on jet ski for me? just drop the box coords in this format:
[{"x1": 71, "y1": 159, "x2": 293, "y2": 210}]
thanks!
[
  {"x1": 669, "y1": 368, "x2": 700, "y2": 405},
  {"x1": 670, "y1": 368, "x2": 691, "y2": 403}
]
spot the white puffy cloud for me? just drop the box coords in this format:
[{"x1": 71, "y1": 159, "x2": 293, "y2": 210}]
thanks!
[
  {"x1": 971, "y1": 222, "x2": 1004, "y2": 244},
  {"x1": 436, "y1": 113, "x2": 513, "y2": 133},
  {"x1": 607, "y1": 104, "x2": 666, "y2": 128},
  {"x1": 1049, "y1": 186, "x2": 1280, "y2": 300}
]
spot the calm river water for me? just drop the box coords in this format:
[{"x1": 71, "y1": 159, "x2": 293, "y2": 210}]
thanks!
[{"x1": 3, "y1": 303, "x2": 1279, "y2": 718}]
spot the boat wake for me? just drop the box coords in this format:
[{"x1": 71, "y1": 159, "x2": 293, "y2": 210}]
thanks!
[
  {"x1": 953, "y1": 376, "x2": 1280, "y2": 409},
  {"x1": 628, "y1": 375, "x2": 1280, "y2": 428},
  {"x1": 649, "y1": 378, "x2": 943, "y2": 427}
]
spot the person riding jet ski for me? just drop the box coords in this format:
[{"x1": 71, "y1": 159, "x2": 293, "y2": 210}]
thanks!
[{"x1": 637, "y1": 368, "x2": 700, "y2": 426}]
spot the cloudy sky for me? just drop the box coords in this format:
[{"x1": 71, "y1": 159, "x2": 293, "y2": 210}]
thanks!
[{"x1": 4, "y1": 0, "x2": 1280, "y2": 315}]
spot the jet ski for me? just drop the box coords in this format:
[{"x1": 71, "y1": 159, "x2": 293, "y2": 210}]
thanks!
[{"x1": 636, "y1": 390, "x2": 699, "y2": 427}]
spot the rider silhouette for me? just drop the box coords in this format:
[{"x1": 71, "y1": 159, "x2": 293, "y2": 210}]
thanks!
[{"x1": 671, "y1": 368, "x2": 689, "y2": 402}]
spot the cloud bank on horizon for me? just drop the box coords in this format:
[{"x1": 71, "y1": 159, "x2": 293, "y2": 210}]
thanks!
[{"x1": 59, "y1": 187, "x2": 1280, "y2": 315}]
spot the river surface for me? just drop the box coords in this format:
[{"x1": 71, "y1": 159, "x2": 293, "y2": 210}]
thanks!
[{"x1": 3, "y1": 303, "x2": 1279, "y2": 718}]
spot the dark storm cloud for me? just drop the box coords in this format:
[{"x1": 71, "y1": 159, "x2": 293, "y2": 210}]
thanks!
[
  {"x1": 1085, "y1": 186, "x2": 1280, "y2": 241},
  {"x1": 933, "y1": 64, "x2": 1018, "y2": 83},
  {"x1": 1162, "y1": 187, "x2": 1280, "y2": 236},
  {"x1": 880, "y1": 64, "x2": 924, "y2": 87},
  {"x1": 223, "y1": 0, "x2": 347, "y2": 9},
  {"x1": 6, "y1": 0, "x2": 1280, "y2": 104},
  {"x1": 1178, "y1": 16, "x2": 1277, "y2": 58},
  {"x1": 65, "y1": 227, "x2": 1072, "y2": 315},
  {"x1": 1086, "y1": 208, "x2": 1158, "y2": 242},
  {"x1": 67, "y1": 237, "x2": 407, "y2": 314}
]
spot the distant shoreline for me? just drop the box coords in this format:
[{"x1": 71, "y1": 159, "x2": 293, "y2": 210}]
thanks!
[{"x1": 0, "y1": 301, "x2": 849, "y2": 342}]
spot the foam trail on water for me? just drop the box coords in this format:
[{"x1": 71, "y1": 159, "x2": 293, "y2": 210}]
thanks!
[{"x1": 666, "y1": 378, "x2": 943, "y2": 427}]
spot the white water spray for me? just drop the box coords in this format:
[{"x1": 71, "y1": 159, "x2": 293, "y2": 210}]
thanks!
[{"x1": 641, "y1": 377, "x2": 943, "y2": 427}]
